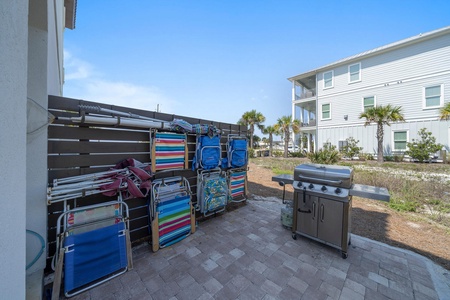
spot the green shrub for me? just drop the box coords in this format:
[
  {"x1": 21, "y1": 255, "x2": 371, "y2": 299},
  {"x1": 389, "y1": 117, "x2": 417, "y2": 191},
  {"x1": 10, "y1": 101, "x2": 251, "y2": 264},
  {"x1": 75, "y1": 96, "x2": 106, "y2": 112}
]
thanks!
[
  {"x1": 290, "y1": 151, "x2": 306, "y2": 158},
  {"x1": 248, "y1": 148, "x2": 256, "y2": 158},
  {"x1": 388, "y1": 197, "x2": 420, "y2": 212},
  {"x1": 341, "y1": 137, "x2": 363, "y2": 159},
  {"x1": 393, "y1": 154, "x2": 404, "y2": 162},
  {"x1": 359, "y1": 153, "x2": 374, "y2": 161},
  {"x1": 384, "y1": 156, "x2": 394, "y2": 162},
  {"x1": 406, "y1": 128, "x2": 443, "y2": 162},
  {"x1": 272, "y1": 150, "x2": 283, "y2": 157},
  {"x1": 307, "y1": 144, "x2": 340, "y2": 164}
]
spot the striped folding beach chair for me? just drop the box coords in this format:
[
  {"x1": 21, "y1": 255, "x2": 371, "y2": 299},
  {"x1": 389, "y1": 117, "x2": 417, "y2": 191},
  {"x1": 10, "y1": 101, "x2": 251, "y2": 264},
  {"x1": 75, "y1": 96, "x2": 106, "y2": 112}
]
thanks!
[
  {"x1": 151, "y1": 131, "x2": 188, "y2": 173},
  {"x1": 148, "y1": 176, "x2": 196, "y2": 252},
  {"x1": 228, "y1": 169, "x2": 247, "y2": 203}
]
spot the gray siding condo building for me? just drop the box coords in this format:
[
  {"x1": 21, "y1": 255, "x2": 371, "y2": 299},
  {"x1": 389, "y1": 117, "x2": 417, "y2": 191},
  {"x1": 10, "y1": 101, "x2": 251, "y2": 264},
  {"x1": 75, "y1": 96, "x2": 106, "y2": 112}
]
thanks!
[{"x1": 289, "y1": 26, "x2": 450, "y2": 158}]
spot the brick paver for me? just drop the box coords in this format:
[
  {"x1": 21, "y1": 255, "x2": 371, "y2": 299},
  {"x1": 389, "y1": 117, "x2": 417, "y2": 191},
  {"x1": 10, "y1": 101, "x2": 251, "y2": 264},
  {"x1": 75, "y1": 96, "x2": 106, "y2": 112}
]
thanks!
[{"x1": 62, "y1": 200, "x2": 449, "y2": 300}]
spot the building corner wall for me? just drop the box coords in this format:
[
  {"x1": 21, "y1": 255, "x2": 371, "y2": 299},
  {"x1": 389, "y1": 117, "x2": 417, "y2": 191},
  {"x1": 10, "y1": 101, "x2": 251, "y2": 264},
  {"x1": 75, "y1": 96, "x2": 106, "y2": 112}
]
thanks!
[
  {"x1": 26, "y1": 0, "x2": 51, "y2": 299},
  {"x1": 0, "y1": 1, "x2": 28, "y2": 299}
]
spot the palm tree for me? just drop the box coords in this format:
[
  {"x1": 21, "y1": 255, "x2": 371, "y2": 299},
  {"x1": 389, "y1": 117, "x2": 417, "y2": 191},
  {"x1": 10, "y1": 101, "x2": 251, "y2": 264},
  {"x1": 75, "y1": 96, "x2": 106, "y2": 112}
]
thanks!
[
  {"x1": 359, "y1": 104, "x2": 405, "y2": 163},
  {"x1": 439, "y1": 102, "x2": 450, "y2": 120},
  {"x1": 238, "y1": 110, "x2": 266, "y2": 148},
  {"x1": 262, "y1": 125, "x2": 277, "y2": 157},
  {"x1": 274, "y1": 115, "x2": 300, "y2": 158}
]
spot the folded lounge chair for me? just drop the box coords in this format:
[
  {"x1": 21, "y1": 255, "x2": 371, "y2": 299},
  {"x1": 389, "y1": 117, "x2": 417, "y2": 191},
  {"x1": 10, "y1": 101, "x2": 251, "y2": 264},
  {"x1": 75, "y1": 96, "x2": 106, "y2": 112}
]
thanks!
[
  {"x1": 228, "y1": 169, "x2": 247, "y2": 203},
  {"x1": 224, "y1": 135, "x2": 248, "y2": 169},
  {"x1": 151, "y1": 131, "x2": 188, "y2": 173},
  {"x1": 148, "y1": 176, "x2": 195, "y2": 252},
  {"x1": 197, "y1": 169, "x2": 228, "y2": 217},
  {"x1": 192, "y1": 135, "x2": 222, "y2": 170},
  {"x1": 52, "y1": 200, "x2": 132, "y2": 298}
]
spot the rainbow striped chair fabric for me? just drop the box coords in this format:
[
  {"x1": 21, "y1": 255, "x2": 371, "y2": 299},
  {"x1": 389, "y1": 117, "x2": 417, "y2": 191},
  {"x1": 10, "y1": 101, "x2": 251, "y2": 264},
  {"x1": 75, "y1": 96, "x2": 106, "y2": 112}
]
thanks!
[
  {"x1": 149, "y1": 176, "x2": 195, "y2": 252},
  {"x1": 229, "y1": 170, "x2": 247, "y2": 202},
  {"x1": 151, "y1": 132, "x2": 188, "y2": 173}
]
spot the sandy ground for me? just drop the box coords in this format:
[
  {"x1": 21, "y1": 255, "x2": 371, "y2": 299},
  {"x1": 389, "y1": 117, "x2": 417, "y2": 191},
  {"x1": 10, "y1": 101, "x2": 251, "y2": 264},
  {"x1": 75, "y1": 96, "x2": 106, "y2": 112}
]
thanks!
[{"x1": 246, "y1": 161, "x2": 450, "y2": 271}]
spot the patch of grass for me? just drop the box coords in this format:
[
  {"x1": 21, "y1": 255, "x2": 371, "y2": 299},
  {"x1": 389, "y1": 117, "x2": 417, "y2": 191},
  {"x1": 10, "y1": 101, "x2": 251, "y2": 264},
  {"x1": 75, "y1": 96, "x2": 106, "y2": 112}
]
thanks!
[
  {"x1": 251, "y1": 157, "x2": 306, "y2": 171},
  {"x1": 389, "y1": 197, "x2": 420, "y2": 212},
  {"x1": 251, "y1": 157, "x2": 450, "y2": 228},
  {"x1": 272, "y1": 168, "x2": 293, "y2": 175}
]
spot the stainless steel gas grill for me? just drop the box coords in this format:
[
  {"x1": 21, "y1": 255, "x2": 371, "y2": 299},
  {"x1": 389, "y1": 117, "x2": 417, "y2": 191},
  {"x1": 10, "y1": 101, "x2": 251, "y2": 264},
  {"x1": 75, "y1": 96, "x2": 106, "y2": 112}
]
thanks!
[{"x1": 272, "y1": 163, "x2": 389, "y2": 259}]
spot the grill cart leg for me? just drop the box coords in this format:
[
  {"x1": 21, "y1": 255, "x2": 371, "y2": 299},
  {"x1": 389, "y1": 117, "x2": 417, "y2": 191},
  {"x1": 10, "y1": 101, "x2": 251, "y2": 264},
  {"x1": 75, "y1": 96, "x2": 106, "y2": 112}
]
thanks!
[{"x1": 341, "y1": 251, "x2": 348, "y2": 259}]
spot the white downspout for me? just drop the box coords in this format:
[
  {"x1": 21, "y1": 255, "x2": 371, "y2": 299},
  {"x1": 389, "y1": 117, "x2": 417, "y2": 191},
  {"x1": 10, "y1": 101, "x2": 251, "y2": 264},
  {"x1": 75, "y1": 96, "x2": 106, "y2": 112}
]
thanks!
[{"x1": 291, "y1": 81, "x2": 296, "y2": 148}]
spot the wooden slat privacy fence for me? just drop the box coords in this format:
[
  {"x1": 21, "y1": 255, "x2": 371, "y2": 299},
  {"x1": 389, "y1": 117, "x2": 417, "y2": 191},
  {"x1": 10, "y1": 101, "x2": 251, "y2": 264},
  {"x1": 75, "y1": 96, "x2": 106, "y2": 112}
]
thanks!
[{"x1": 46, "y1": 95, "x2": 247, "y2": 271}]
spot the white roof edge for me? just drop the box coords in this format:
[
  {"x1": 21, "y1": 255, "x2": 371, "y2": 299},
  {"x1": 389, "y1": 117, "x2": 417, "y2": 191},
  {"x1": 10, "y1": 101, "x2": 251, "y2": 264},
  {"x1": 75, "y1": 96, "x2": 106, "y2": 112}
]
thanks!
[
  {"x1": 64, "y1": 0, "x2": 77, "y2": 30},
  {"x1": 288, "y1": 26, "x2": 450, "y2": 82}
]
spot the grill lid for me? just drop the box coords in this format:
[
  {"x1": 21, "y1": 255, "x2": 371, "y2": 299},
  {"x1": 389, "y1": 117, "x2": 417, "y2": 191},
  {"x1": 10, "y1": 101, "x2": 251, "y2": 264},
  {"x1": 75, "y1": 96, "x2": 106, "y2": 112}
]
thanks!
[{"x1": 294, "y1": 163, "x2": 353, "y2": 189}]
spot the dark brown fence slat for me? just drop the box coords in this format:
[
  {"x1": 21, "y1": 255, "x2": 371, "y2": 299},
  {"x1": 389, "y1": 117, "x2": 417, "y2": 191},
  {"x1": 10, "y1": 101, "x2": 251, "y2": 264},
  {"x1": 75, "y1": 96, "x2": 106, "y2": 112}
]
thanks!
[
  {"x1": 49, "y1": 95, "x2": 81, "y2": 111},
  {"x1": 129, "y1": 217, "x2": 150, "y2": 233},
  {"x1": 48, "y1": 140, "x2": 149, "y2": 154},
  {"x1": 49, "y1": 109, "x2": 80, "y2": 119},
  {"x1": 129, "y1": 207, "x2": 148, "y2": 220},
  {"x1": 48, "y1": 153, "x2": 150, "y2": 168},
  {"x1": 49, "y1": 125, "x2": 149, "y2": 141},
  {"x1": 124, "y1": 197, "x2": 147, "y2": 210},
  {"x1": 130, "y1": 227, "x2": 150, "y2": 242},
  {"x1": 48, "y1": 167, "x2": 111, "y2": 182}
]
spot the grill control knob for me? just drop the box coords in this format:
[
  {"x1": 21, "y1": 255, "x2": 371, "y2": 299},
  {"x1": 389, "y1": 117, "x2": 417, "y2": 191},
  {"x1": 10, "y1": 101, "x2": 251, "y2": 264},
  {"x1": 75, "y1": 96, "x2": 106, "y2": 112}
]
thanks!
[
  {"x1": 335, "y1": 188, "x2": 342, "y2": 194},
  {"x1": 321, "y1": 186, "x2": 327, "y2": 192},
  {"x1": 297, "y1": 182, "x2": 303, "y2": 188},
  {"x1": 308, "y1": 183, "x2": 314, "y2": 189}
]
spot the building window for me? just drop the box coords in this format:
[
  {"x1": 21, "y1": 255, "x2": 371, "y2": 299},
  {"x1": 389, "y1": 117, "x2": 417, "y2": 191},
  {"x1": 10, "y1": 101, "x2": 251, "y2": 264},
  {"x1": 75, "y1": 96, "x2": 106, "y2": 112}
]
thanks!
[
  {"x1": 321, "y1": 103, "x2": 331, "y2": 120},
  {"x1": 363, "y1": 96, "x2": 375, "y2": 112},
  {"x1": 423, "y1": 85, "x2": 443, "y2": 109},
  {"x1": 393, "y1": 131, "x2": 408, "y2": 151},
  {"x1": 349, "y1": 63, "x2": 361, "y2": 83},
  {"x1": 323, "y1": 71, "x2": 334, "y2": 89},
  {"x1": 338, "y1": 140, "x2": 348, "y2": 151}
]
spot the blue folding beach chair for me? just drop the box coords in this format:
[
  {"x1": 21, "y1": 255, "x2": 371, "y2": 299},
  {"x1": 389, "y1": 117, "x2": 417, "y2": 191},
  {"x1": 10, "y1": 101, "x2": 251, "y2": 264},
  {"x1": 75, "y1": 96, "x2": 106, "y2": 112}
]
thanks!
[
  {"x1": 225, "y1": 135, "x2": 248, "y2": 169},
  {"x1": 52, "y1": 200, "x2": 132, "y2": 298},
  {"x1": 192, "y1": 135, "x2": 222, "y2": 170}
]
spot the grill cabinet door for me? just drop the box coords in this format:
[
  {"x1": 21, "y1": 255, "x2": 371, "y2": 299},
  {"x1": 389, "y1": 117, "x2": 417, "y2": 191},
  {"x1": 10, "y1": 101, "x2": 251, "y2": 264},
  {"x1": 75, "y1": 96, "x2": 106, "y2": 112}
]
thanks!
[
  {"x1": 317, "y1": 197, "x2": 343, "y2": 247},
  {"x1": 296, "y1": 193, "x2": 318, "y2": 238}
]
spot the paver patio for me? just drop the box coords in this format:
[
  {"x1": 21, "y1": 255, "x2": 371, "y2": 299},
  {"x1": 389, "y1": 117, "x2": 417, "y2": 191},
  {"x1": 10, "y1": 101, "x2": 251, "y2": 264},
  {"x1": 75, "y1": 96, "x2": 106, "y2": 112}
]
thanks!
[{"x1": 65, "y1": 199, "x2": 450, "y2": 300}]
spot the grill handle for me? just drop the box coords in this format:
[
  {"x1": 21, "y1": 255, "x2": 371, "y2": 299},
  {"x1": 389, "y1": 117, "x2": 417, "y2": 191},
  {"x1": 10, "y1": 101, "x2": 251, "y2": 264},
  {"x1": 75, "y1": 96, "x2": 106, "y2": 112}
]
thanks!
[
  {"x1": 320, "y1": 204, "x2": 324, "y2": 222},
  {"x1": 298, "y1": 187, "x2": 311, "y2": 214},
  {"x1": 297, "y1": 175, "x2": 342, "y2": 186}
]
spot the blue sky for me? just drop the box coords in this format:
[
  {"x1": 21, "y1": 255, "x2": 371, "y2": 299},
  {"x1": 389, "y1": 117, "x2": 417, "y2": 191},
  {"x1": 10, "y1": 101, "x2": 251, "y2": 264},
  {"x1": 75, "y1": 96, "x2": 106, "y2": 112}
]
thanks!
[{"x1": 63, "y1": 0, "x2": 450, "y2": 136}]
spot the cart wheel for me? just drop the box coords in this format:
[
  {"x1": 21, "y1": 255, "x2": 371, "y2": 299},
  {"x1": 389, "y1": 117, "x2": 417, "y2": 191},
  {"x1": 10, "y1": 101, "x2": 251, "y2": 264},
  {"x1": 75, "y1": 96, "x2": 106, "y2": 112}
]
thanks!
[
  {"x1": 292, "y1": 233, "x2": 297, "y2": 240},
  {"x1": 341, "y1": 252, "x2": 348, "y2": 259}
]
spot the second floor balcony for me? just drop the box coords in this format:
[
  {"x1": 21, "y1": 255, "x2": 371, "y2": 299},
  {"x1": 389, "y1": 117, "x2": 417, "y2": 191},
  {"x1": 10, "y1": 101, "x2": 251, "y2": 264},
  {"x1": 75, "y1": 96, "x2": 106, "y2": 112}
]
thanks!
[
  {"x1": 292, "y1": 74, "x2": 317, "y2": 101},
  {"x1": 295, "y1": 89, "x2": 316, "y2": 100},
  {"x1": 300, "y1": 119, "x2": 316, "y2": 127}
]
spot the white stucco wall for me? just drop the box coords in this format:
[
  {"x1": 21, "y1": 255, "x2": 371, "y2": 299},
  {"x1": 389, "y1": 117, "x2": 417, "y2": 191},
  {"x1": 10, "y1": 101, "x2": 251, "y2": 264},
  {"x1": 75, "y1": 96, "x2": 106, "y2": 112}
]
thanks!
[
  {"x1": 47, "y1": 0, "x2": 64, "y2": 96},
  {"x1": 27, "y1": 0, "x2": 49, "y2": 279},
  {"x1": 0, "y1": 1, "x2": 28, "y2": 299}
]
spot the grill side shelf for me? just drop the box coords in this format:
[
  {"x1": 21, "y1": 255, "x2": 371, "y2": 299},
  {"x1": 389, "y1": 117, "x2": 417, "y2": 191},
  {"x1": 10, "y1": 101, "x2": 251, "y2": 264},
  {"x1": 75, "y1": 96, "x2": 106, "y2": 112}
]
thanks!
[
  {"x1": 349, "y1": 184, "x2": 390, "y2": 202},
  {"x1": 271, "y1": 174, "x2": 294, "y2": 185}
]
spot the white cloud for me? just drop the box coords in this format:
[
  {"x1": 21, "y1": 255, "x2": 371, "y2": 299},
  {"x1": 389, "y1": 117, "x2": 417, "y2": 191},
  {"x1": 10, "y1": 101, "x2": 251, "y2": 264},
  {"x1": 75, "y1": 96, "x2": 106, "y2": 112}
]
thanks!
[
  {"x1": 64, "y1": 50, "x2": 96, "y2": 80},
  {"x1": 63, "y1": 50, "x2": 179, "y2": 113}
]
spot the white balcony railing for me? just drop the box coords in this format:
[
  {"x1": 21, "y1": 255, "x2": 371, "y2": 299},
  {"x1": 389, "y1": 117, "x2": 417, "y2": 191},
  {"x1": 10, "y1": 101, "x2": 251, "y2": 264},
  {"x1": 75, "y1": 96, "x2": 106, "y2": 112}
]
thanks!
[{"x1": 295, "y1": 89, "x2": 316, "y2": 100}]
